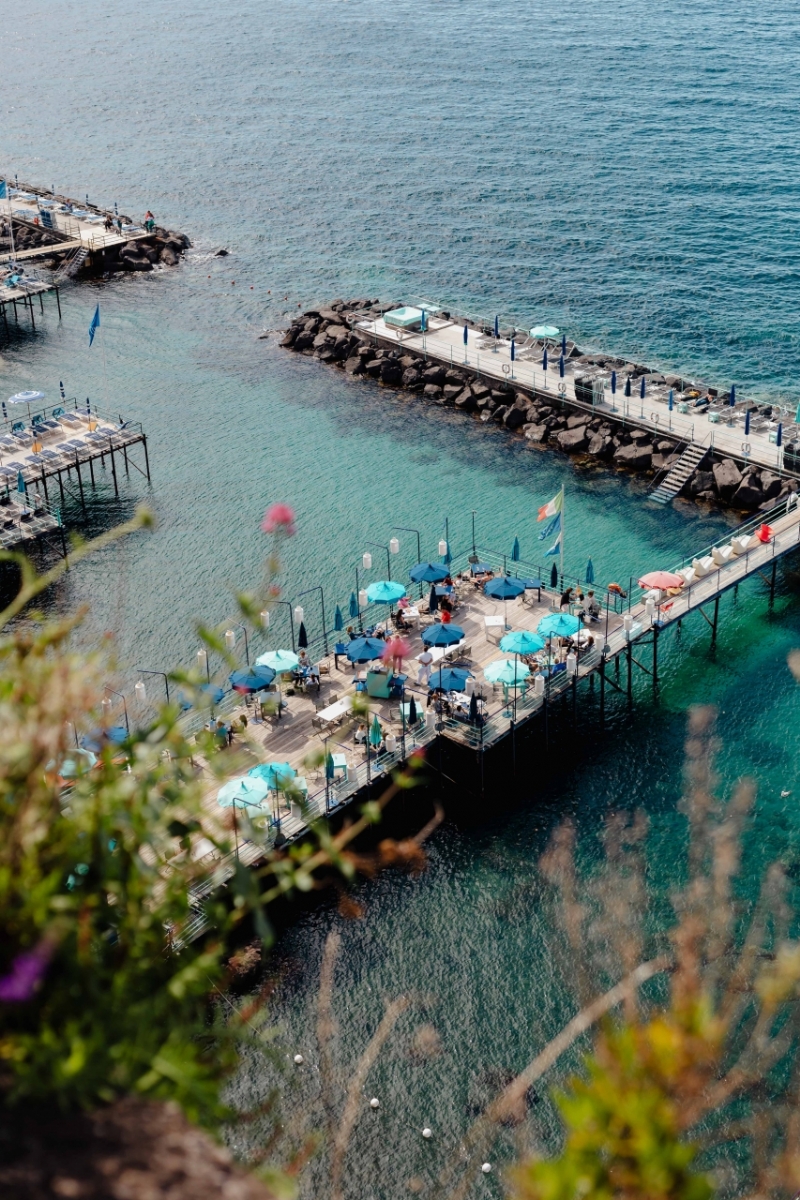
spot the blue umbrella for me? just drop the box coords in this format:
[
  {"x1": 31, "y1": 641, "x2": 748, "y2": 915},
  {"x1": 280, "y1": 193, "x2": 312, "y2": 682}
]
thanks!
[
  {"x1": 550, "y1": 561, "x2": 558, "y2": 588},
  {"x1": 777, "y1": 422, "x2": 783, "y2": 447},
  {"x1": 420, "y1": 308, "x2": 427, "y2": 333},
  {"x1": 218, "y1": 776, "x2": 269, "y2": 808},
  {"x1": 499, "y1": 630, "x2": 545, "y2": 654},
  {"x1": 511, "y1": 536, "x2": 520, "y2": 561},
  {"x1": 369, "y1": 713, "x2": 383, "y2": 747},
  {"x1": 561, "y1": 333, "x2": 567, "y2": 356},
  {"x1": 366, "y1": 580, "x2": 406, "y2": 604},
  {"x1": 538, "y1": 612, "x2": 580, "y2": 638},
  {"x1": 470, "y1": 561, "x2": 492, "y2": 574},
  {"x1": 422, "y1": 623, "x2": 465, "y2": 646},
  {"x1": 744, "y1": 409, "x2": 751, "y2": 436},
  {"x1": 610, "y1": 370, "x2": 617, "y2": 395},
  {"x1": 334, "y1": 605, "x2": 344, "y2": 632},
  {"x1": 494, "y1": 315, "x2": 499, "y2": 338},
  {"x1": 249, "y1": 761, "x2": 296, "y2": 790},
  {"x1": 429, "y1": 585, "x2": 439, "y2": 612},
  {"x1": 559, "y1": 354, "x2": 565, "y2": 379},
  {"x1": 346, "y1": 636, "x2": 385, "y2": 662},
  {"x1": 542, "y1": 347, "x2": 548, "y2": 371},
  {"x1": 586, "y1": 558, "x2": 595, "y2": 584},
  {"x1": 298, "y1": 621, "x2": 308, "y2": 649},
  {"x1": 624, "y1": 376, "x2": 631, "y2": 398},
  {"x1": 668, "y1": 389, "x2": 674, "y2": 411},
  {"x1": 349, "y1": 592, "x2": 359, "y2": 620},
  {"x1": 511, "y1": 338, "x2": 516, "y2": 361},
  {"x1": 730, "y1": 384, "x2": 736, "y2": 408},
  {"x1": 640, "y1": 376, "x2": 646, "y2": 399},
  {"x1": 463, "y1": 323, "x2": 468, "y2": 345},
  {"x1": 409, "y1": 561, "x2": 449, "y2": 584},
  {"x1": 80, "y1": 726, "x2": 128, "y2": 752},
  {"x1": 230, "y1": 666, "x2": 275, "y2": 693},
  {"x1": 17, "y1": 471, "x2": 25, "y2": 494},
  {"x1": 441, "y1": 540, "x2": 451, "y2": 566},
  {"x1": 325, "y1": 751, "x2": 335, "y2": 780},
  {"x1": 429, "y1": 666, "x2": 472, "y2": 692},
  {"x1": 484, "y1": 576, "x2": 525, "y2": 600}
]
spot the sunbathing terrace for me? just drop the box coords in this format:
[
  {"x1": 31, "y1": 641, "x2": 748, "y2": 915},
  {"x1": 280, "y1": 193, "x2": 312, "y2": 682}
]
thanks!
[
  {"x1": 155, "y1": 496, "x2": 800, "y2": 943},
  {"x1": 0, "y1": 397, "x2": 151, "y2": 508},
  {"x1": 7, "y1": 185, "x2": 151, "y2": 257},
  {"x1": 355, "y1": 308, "x2": 796, "y2": 478}
]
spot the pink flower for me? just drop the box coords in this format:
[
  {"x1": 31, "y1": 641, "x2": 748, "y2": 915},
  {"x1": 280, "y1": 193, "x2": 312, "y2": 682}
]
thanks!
[
  {"x1": 0, "y1": 941, "x2": 54, "y2": 1003},
  {"x1": 261, "y1": 503, "x2": 296, "y2": 536}
]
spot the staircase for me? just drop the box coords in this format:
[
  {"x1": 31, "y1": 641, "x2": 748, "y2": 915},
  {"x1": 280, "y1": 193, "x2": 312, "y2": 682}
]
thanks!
[
  {"x1": 53, "y1": 244, "x2": 88, "y2": 283},
  {"x1": 650, "y1": 442, "x2": 708, "y2": 504}
]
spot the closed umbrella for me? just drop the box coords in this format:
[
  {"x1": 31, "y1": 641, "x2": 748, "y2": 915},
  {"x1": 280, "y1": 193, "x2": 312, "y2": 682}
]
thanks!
[
  {"x1": 422, "y1": 623, "x2": 464, "y2": 646},
  {"x1": 217, "y1": 776, "x2": 269, "y2": 808},
  {"x1": 542, "y1": 347, "x2": 548, "y2": 371},
  {"x1": 499, "y1": 630, "x2": 545, "y2": 654},
  {"x1": 345, "y1": 636, "x2": 385, "y2": 663},
  {"x1": 511, "y1": 338, "x2": 516, "y2": 361},
  {"x1": 325, "y1": 751, "x2": 335, "y2": 780},
  {"x1": 538, "y1": 613, "x2": 580, "y2": 638},
  {"x1": 468, "y1": 692, "x2": 479, "y2": 723},
  {"x1": 625, "y1": 376, "x2": 631, "y2": 398},
  {"x1": 230, "y1": 667, "x2": 275, "y2": 693},
  {"x1": 334, "y1": 605, "x2": 344, "y2": 632},
  {"x1": 349, "y1": 592, "x2": 359, "y2": 620},
  {"x1": 409, "y1": 561, "x2": 449, "y2": 583},
  {"x1": 463, "y1": 323, "x2": 468, "y2": 346},
  {"x1": 369, "y1": 714, "x2": 382, "y2": 747},
  {"x1": 777, "y1": 423, "x2": 783, "y2": 448},
  {"x1": 730, "y1": 384, "x2": 736, "y2": 408},
  {"x1": 668, "y1": 389, "x2": 674, "y2": 412},
  {"x1": 561, "y1": 333, "x2": 567, "y2": 356},
  {"x1": 408, "y1": 696, "x2": 418, "y2": 724},
  {"x1": 550, "y1": 561, "x2": 558, "y2": 588},
  {"x1": 256, "y1": 649, "x2": 299, "y2": 674},
  {"x1": 484, "y1": 658, "x2": 530, "y2": 686},
  {"x1": 494, "y1": 315, "x2": 499, "y2": 338},
  {"x1": 611, "y1": 370, "x2": 617, "y2": 395},
  {"x1": 640, "y1": 376, "x2": 646, "y2": 400},
  {"x1": 298, "y1": 621, "x2": 308, "y2": 649},
  {"x1": 429, "y1": 666, "x2": 472, "y2": 692},
  {"x1": 559, "y1": 354, "x2": 565, "y2": 378},
  {"x1": 429, "y1": 585, "x2": 439, "y2": 612},
  {"x1": 366, "y1": 580, "x2": 406, "y2": 604},
  {"x1": 586, "y1": 558, "x2": 595, "y2": 584},
  {"x1": 511, "y1": 536, "x2": 520, "y2": 561},
  {"x1": 744, "y1": 409, "x2": 751, "y2": 436}
]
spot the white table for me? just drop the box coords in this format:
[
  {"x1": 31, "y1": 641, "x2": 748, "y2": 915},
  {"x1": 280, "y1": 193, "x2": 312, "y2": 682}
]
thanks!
[
  {"x1": 315, "y1": 696, "x2": 353, "y2": 725},
  {"x1": 421, "y1": 640, "x2": 464, "y2": 664},
  {"x1": 484, "y1": 615, "x2": 505, "y2": 639}
]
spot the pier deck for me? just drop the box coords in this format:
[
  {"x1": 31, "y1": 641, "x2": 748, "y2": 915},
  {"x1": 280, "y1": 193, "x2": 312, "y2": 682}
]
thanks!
[
  {"x1": 171, "y1": 494, "x2": 800, "y2": 943},
  {"x1": 8, "y1": 188, "x2": 150, "y2": 255},
  {"x1": 357, "y1": 314, "x2": 791, "y2": 477}
]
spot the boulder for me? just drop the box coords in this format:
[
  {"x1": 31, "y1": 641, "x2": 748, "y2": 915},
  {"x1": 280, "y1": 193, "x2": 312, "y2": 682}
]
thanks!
[
  {"x1": 443, "y1": 384, "x2": 462, "y2": 402},
  {"x1": 588, "y1": 434, "x2": 614, "y2": 459},
  {"x1": 402, "y1": 368, "x2": 422, "y2": 389},
  {"x1": 505, "y1": 407, "x2": 527, "y2": 430},
  {"x1": 759, "y1": 471, "x2": 782, "y2": 501},
  {"x1": 422, "y1": 366, "x2": 446, "y2": 386},
  {"x1": 690, "y1": 470, "x2": 714, "y2": 497},
  {"x1": 557, "y1": 426, "x2": 589, "y2": 452},
  {"x1": 122, "y1": 256, "x2": 152, "y2": 271},
  {"x1": 524, "y1": 424, "x2": 548, "y2": 443},
  {"x1": 331, "y1": 336, "x2": 350, "y2": 361},
  {"x1": 614, "y1": 443, "x2": 652, "y2": 470},
  {"x1": 160, "y1": 246, "x2": 178, "y2": 266},
  {"x1": 656, "y1": 439, "x2": 677, "y2": 454},
  {"x1": 472, "y1": 384, "x2": 491, "y2": 402},
  {"x1": 399, "y1": 355, "x2": 419, "y2": 369},
  {"x1": 732, "y1": 479, "x2": 764, "y2": 510},
  {"x1": 317, "y1": 348, "x2": 335, "y2": 363},
  {"x1": 312, "y1": 331, "x2": 330, "y2": 349},
  {"x1": 566, "y1": 413, "x2": 588, "y2": 429},
  {"x1": 325, "y1": 324, "x2": 348, "y2": 341},
  {"x1": 364, "y1": 359, "x2": 383, "y2": 378},
  {"x1": 629, "y1": 428, "x2": 652, "y2": 444},
  {"x1": 492, "y1": 406, "x2": 509, "y2": 423},
  {"x1": 293, "y1": 330, "x2": 314, "y2": 351},
  {"x1": 696, "y1": 490, "x2": 717, "y2": 504},
  {"x1": 344, "y1": 356, "x2": 364, "y2": 375},
  {"x1": 712, "y1": 459, "x2": 743, "y2": 501},
  {"x1": 280, "y1": 327, "x2": 298, "y2": 348},
  {"x1": 380, "y1": 360, "x2": 403, "y2": 385},
  {"x1": 455, "y1": 389, "x2": 477, "y2": 411},
  {"x1": 423, "y1": 384, "x2": 443, "y2": 400}
]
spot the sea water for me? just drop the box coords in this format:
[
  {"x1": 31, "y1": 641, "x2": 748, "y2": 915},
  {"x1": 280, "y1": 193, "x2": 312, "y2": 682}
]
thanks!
[{"x1": 4, "y1": 0, "x2": 800, "y2": 1190}]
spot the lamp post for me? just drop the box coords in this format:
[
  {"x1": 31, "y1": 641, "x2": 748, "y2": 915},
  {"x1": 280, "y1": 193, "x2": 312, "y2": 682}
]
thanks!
[
  {"x1": 224, "y1": 623, "x2": 250, "y2": 665},
  {"x1": 135, "y1": 669, "x2": 170, "y2": 704},
  {"x1": 261, "y1": 600, "x2": 296, "y2": 651},
  {"x1": 296, "y1": 585, "x2": 328, "y2": 654},
  {"x1": 103, "y1": 686, "x2": 129, "y2": 735},
  {"x1": 365, "y1": 539, "x2": 399, "y2": 580},
  {"x1": 196, "y1": 648, "x2": 210, "y2": 684},
  {"x1": 470, "y1": 510, "x2": 478, "y2": 561},
  {"x1": 394, "y1": 526, "x2": 420, "y2": 564}
]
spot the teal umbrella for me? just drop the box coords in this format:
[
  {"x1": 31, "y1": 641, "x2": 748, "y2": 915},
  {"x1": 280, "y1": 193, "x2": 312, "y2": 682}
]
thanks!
[
  {"x1": 218, "y1": 776, "x2": 270, "y2": 808},
  {"x1": 409, "y1": 561, "x2": 449, "y2": 583},
  {"x1": 530, "y1": 324, "x2": 559, "y2": 339},
  {"x1": 511, "y1": 536, "x2": 520, "y2": 561},
  {"x1": 48, "y1": 748, "x2": 97, "y2": 779},
  {"x1": 334, "y1": 605, "x2": 344, "y2": 632},
  {"x1": 369, "y1": 714, "x2": 382, "y2": 746},
  {"x1": 366, "y1": 580, "x2": 406, "y2": 604},
  {"x1": 484, "y1": 658, "x2": 530, "y2": 686},
  {"x1": 585, "y1": 558, "x2": 595, "y2": 584},
  {"x1": 256, "y1": 649, "x2": 299, "y2": 674},
  {"x1": 349, "y1": 592, "x2": 359, "y2": 619},
  {"x1": 422, "y1": 623, "x2": 464, "y2": 646},
  {"x1": 499, "y1": 630, "x2": 545, "y2": 655},
  {"x1": 248, "y1": 761, "x2": 296, "y2": 790},
  {"x1": 538, "y1": 613, "x2": 580, "y2": 638},
  {"x1": 325, "y1": 752, "x2": 335, "y2": 780}
]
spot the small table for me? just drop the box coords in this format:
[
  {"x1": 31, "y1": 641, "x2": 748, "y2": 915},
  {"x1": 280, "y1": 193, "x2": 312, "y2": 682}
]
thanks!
[
  {"x1": 484, "y1": 615, "x2": 505, "y2": 639},
  {"x1": 331, "y1": 753, "x2": 348, "y2": 779},
  {"x1": 315, "y1": 697, "x2": 352, "y2": 726}
]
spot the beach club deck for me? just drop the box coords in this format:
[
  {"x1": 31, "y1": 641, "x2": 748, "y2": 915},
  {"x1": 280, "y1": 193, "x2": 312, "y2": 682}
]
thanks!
[
  {"x1": 5, "y1": 186, "x2": 151, "y2": 258},
  {"x1": 163, "y1": 495, "x2": 800, "y2": 943},
  {"x1": 356, "y1": 311, "x2": 794, "y2": 478}
]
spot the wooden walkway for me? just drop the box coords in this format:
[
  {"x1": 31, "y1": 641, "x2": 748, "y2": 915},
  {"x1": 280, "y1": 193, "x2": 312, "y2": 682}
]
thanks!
[{"x1": 356, "y1": 314, "x2": 791, "y2": 476}]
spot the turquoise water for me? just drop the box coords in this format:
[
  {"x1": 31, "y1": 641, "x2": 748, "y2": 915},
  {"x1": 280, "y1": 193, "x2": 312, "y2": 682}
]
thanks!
[{"x1": 6, "y1": 0, "x2": 800, "y2": 1189}]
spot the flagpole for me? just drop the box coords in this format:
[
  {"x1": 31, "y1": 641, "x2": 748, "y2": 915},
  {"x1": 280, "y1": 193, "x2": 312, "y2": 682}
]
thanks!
[{"x1": 560, "y1": 485, "x2": 565, "y2": 583}]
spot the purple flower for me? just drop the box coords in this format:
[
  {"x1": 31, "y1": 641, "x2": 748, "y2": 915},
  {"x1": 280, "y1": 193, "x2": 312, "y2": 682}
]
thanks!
[{"x1": 0, "y1": 943, "x2": 52, "y2": 1002}]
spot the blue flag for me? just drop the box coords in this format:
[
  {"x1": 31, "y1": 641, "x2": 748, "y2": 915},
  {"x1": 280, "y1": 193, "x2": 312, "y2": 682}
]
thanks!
[
  {"x1": 88, "y1": 304, "x2": 100, "y2": 346},
  {"x1": 0, "y1": 180, "x2": 6, "y2": 199},
  {"x1": 544, "y1": 532, "x2": 561, "y2": 558},
  {"x1": 538, "y1": 512, "x2": 561, "y2": 541}
]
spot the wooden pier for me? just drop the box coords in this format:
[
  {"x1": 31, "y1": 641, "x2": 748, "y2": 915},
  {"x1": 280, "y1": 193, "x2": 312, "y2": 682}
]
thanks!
[
  {"x1": 355, "y1": 310, "x2": 796, "y2": 481},
  {"x1": 148, "y1": 494, "x2": 800, "y2": 945}
]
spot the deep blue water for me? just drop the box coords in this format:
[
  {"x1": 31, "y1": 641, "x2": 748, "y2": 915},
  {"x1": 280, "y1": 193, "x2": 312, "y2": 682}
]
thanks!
[{"x1": 5, "y1": 0, "x2": 800, "y2": 1191}]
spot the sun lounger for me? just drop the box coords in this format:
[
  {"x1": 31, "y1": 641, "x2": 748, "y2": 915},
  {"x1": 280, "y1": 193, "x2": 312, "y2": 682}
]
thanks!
[
  {"x1": 691, "y1": 556, "x2": 715, "y2": 577},
  {"x1": 731, "y1": 535, "x2": 754, "y2": 555},
  {"x1": 711, "y1": 545, "x2": 734, "y2": 566},
  {"x1": 675, "y1": 567, "x2": 696, "y2": 586}
]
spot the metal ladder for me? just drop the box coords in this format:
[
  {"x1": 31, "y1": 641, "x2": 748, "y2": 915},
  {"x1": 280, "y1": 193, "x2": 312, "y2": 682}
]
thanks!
[
  {"x1": 53, "y1": 244, "x2": 88, "y2": 283},
  {"x1": 650, "y1": 442, "x2": 708, "y2": 504}
]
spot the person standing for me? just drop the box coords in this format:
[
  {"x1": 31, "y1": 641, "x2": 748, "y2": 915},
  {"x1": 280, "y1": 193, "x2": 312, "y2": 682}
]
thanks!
[{"x1": 417, "y1": 648, "x2": 433, "y2": 685}]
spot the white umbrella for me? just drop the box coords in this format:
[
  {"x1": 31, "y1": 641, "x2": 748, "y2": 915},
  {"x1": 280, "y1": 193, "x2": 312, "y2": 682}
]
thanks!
[{"x1": 7, "y1": 390, "x2": 44, "y2": 421}]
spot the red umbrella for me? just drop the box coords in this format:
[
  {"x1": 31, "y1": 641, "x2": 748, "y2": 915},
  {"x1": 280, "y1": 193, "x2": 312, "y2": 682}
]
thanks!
[{"x1": 638, "y1": 571, "x2": 684, "y2": 590}]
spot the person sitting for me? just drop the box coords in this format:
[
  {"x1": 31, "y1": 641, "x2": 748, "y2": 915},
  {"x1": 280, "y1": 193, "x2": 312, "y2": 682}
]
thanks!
[
  {"x1": 393, "y1": 609, "x2": 409, "y2": 631},
  {"x1": 578, "y1": 590, "x2": 601, "y2": 622},
  {"x1": 354, "y1": 722, "x2": 368, "y2": 745},
  {"x1": 346, "y1": 626, "x2": 358, "y2": 641},
  {"x1": 560, "y1": 586, "x2": 574, "y2": 611},
  {"x1": 441, "y1": 607, "x2": 452, "y2": 625}
]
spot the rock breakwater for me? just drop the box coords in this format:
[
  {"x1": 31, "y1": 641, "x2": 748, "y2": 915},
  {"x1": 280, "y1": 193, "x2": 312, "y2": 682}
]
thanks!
[{"x1": 279, "y1": 299, "x2": 797, "y2": 515}]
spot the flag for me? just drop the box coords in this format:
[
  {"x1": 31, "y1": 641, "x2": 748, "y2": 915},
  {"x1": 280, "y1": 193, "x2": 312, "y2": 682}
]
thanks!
[
  {"x1": 0, "y1": 180, "x2": 6, "y2": 199},
  {"x1": 538, "y1": 513, "x2": 560, "y2": 541},
  {"x1": 544, "y1": 532, "x2": 561, "y2": 558},
  {"x1": 537, "y1": 488, "x2": 563, "y2": 522},
  {"x1": 88, "y1": 304, "x2": 100, "y2": 346}
]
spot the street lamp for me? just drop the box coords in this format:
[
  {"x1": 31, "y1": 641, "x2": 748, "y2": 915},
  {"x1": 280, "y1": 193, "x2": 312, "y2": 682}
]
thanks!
[
  {"x1": 103, "y1": 687, "x2": 130, "y2": 735},
  {"x1": 224, "y1": 623, "x2": 251, "y2": 664},
  {"x1": 135, "y1": 669, "x2": 170, "y2": 704},
  {"x1": 365, "y1": 539, "x2": 399, "y2": 579},
  {"x1": 394, "y1": 526, "x2": 420, "y2": 564},
  {"x1": 260, "y1": 600, "x2": 296, "y2": 650}
]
